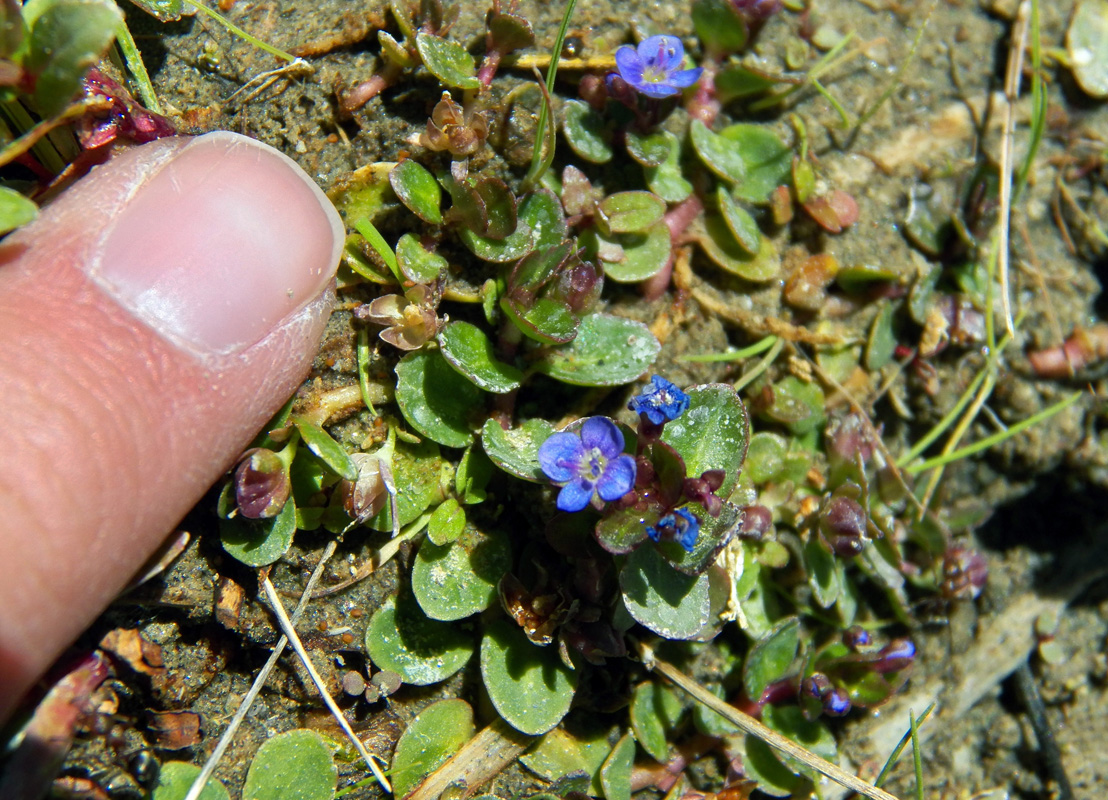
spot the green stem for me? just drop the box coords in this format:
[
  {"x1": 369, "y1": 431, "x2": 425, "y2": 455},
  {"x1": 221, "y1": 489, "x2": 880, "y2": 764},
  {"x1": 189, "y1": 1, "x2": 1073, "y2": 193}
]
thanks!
[
  {"x1": 681, "y1": 335, "x2": 778, "y2": 363},
  {"x1": 180, "y1": 0, "x2": 299, "y2": 62},
  {"x1": 116, "y1": 20, "x2": 162, "y2": 113},
  {"x1": 522, "y1": 0, "x2": 578, "y2": 189}
]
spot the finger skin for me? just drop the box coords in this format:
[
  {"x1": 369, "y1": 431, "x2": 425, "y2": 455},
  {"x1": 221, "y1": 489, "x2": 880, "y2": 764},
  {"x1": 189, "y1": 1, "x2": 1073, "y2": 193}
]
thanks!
[{"x1": 0, "y1": 134, "x2": 342, "y2": 722}]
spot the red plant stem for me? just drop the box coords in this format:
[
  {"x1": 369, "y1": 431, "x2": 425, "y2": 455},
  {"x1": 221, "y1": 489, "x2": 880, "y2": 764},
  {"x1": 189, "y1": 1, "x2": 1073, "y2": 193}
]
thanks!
[
  {"x1": 687, "y1": 60, "x2": 720, "y2": 128},
  {"x1": 477, "y1": 50, "x2": 502, "y2": 88},
  {"x1": 641, "y1": 194, "x2": 704, "y2": 301}
]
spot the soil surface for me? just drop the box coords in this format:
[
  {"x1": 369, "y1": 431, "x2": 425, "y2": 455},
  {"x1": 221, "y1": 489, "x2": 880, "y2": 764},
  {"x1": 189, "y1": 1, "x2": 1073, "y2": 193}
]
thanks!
[{"x1": 30, "y1": 0, "x2": 1108, "y2": 798}]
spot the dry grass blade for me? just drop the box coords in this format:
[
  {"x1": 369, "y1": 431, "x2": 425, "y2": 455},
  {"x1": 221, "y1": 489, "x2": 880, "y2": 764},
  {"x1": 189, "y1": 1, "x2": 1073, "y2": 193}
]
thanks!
[
  {"x1": 261, "y1": 575, "x2": 392, "y2": 793},
  {"x1": 184, "y1": 540, "x2": 338, "y2": 800},
  {"x1": 636, "y1": 640, "x2": 902, "y2": 800},
  {"x1": 406, "y1": 717, "x2": 535, "y2": 800}
]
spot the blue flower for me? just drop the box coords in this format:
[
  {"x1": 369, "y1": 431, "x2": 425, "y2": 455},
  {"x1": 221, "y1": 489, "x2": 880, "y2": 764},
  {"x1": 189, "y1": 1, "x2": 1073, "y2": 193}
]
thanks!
[
  {"x1": 628, "y1": 375, "x2": 691, "y2": 425},
  {"x1": 645, "y1": 507, "x2": 700, "y2": 551},
  {"x1": 538, "y1": 417, "x2": 637, "y2": 512},
  {"x1": 614, "y1": 35, "x2": 704, "y2": 99}
]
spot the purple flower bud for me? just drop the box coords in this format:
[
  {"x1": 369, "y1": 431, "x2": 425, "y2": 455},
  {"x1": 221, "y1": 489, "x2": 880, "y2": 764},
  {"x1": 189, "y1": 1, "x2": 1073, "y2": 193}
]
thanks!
[
  {"x1": 738, "y1": 504, "x2": 773, "y2": 539},
  {"x1": 801, "y1": 672, "x2": 832, "y2": 700},
  {"x1": 820, "y1": 495, "x2": 867, "y2": 556},
  {"x1": 873, "y1": 638, "x2": 916, "y2": 673},
  {"x1": 941, "y1": 546, "x2": 988, "y2": 600},
  {"x1": 822, "y1": 687, "x2": 851, "y2": 717},
  {"x1": 234, "y1": 448, "x2": 291, "y2": 519},
  {"x1": 843, "y1": 626, "x2": 873, "y2": 651},
  {"x1": 731, "y1": 0, "x2": 783, "y2": 22}
]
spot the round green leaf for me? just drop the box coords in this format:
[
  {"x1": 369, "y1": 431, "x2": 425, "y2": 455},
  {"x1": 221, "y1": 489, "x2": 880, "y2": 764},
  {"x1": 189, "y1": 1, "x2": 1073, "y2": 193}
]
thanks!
[
  {"x1": 742, "y1": 735, "x2": 803, "y2": 797},
  {"x1": 625, "y1": 129, "x2": 671, "y2": 167},
  {"x1": 597, "y1": 191, "x2": 666, "y2": 235},
  {"x1": 220, "y1": 499, "x2": 296, "y2": 567},
  {"x1": 520, "y1": 725, "x2": 611, "y2": 796},
  {"x1": 691, "y1": 119, "x2": 746, "y2": 183},
  {"x1": 630, "y1": 682, "x2": 683, "y2": 762},
  {"x1": 412, "y1": 524, "x2": 511, "y2": 620},
  {"x1": 396, "y1": 349, "x2": 485, "y2": 447},
  {"x1": 691, "y1": 0, "x2": 748, "y2": 56},
  {"x1": 455, "y1": 445, "x2": 492, "y2": 504},
  {"x1": 365, "y1": 593, "x2": 474, "y2": 685},
  {"x1": 366, "y1": 437, "x2": 446, "y2": 532},
  {"x1": 242, "y1": 729, "x2": 336, "y2": 800},
  {"x1": 428, "y1": 497, "x2": 466, "y2": 545},
  {"x1": 502, "y1": 295, "x2": 579, "y2": 345},
  {"x1": 481, "y1": 417, "x2": 555, "y2": 482},
  {"x1": 390, "y1": 160, "x2": 443, "y2": 224},
  {"x1": 719, "y1": 124, "x2": 792, "y2": 204},
  {"x1": 438, "y1": 321, "x2": 523, "y2": 393},
  {"x1": 645, "y1": 131, "x2": 693, "y2": 203},
  {"x1": 152, "y1": 762, "x2": 230, "y2": 800},
  {"x1": 600, "y1": 221, "x2": 672, "y2": 283},
  {"x1": 390, "y1": 699, "x2": 475, "y2": 798},
  {"x1": 657, "y1": 501, "x2": 741, "y2": 576},
  {"x1": 24, "y1": 0, "x2": 123, "y2": 118},
  {"x1": 293, "y1": 418, "x2": 357, "y2": 481},
  {"x1": 745, "y1": 431, "x2": 788, "y2": 484},
  {"x1": 0, "y1": 187, "x2": 37, "y2": 235},
  {"x1": 619, "y1": 546, "x2": 710, "y2": 640},
  {"x1": 762, "y1": 704, "x2": 837, "y2": 775},
  {"x1": 459, "y1": 217, "x2": 535, "y2": 262},
  {"x1": 717, "y1": 187, "x2": 761, "y2": 256},
  {"x1": 804, "y1": 537, "x2": 840, "y2": 609},
  {"x1": 599, "y1": 733, "x2": 635, "y2": 800},
  {"x1": 696, "y1": 215, "x2": 780, "y2": 281},
  {"x1": 397, "y1": 233, "x2": 448, "y2": 284},
  {"x1": 519, "y1": 190, "x2": 568, "y2": 251},
  {"x1": 415, "y1": 32, "x2": 480, "y2": 89},
  {"x1": 534, "y1": 314, "x2": 660, "y2": 386},
  {"x1": 562, "y1": 99, "x2": 613, "y2": 163},
  {"x1": 1068, "y1": 0, "x2": 1108, "y2": 98},
  {"x1": 480, "y1": 618, "x2": 577, "y2": 735},
  {"x1": 661, "y1": 384, "x2": 750, "y2": 497},
  {"x1": 742, "y1": 617, "x2": 800, "y2": 701}
]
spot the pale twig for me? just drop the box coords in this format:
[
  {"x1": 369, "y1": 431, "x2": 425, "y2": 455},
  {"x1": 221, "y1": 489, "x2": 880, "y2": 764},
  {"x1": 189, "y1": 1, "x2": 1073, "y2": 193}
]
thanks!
[
  {"x1": 996, "y1": 0, "x2": 1031, "y2": 335},
  {"x1": 261, "y1": 576, "x2": 392, "y2": 792},
  {"x1": 184, "y1": 540, "x2": 337, "y2": 800},
  {"x1": 636, "y1": 640, "x2": 902, "y2": 800}
]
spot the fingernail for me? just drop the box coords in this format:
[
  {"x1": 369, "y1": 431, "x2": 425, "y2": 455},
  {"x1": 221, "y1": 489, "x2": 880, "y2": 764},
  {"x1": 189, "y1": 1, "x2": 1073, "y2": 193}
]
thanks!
[{"x1": 93, "y1": 131, "x2": 344, "y2": 355}]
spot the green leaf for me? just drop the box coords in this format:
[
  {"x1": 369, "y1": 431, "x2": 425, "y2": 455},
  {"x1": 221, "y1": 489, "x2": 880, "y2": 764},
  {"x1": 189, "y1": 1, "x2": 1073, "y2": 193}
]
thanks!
[
  {"x1": 455, "y1": 445, "x2": 492, "y2": 504},
  {"x1": 657, "y1": 501, "x2": 742, "y2": 576},
  {"x1": 742, "y1": 735, "x2": 803, "y2": 797},
  {"x1": 427, "y1": 497, "x2": 466, "y2": 545},
  {"x1": 23, "y1": 0, "x2": 123, "y2": 117},
  {"x1": 127, "y1": 0, "x2": 193, "y2": 22},
  {"x1": 625, "y1": 129, "x2": 671, "y2": 167},
  {"x1": 438, "y1": 321, "x2": 524, "y2": 393},
  {"x1": 0, "y1": 187, "x2": 36, "y2": 235},
  {"x1": 481, "y1": 417, "x2": 555, "y2": 482},
  {"x1": 480, "y1": 618, "x2": 577, "y2": 735},
  {"x1": 644, "y1": 131, "x2": 693, "y2": 203},
  {"x1": 716, "y1": 186, "x2": 761, "y2": 256},
  {"x1": 151, "y1": 762, "x2": 230, "y2": 800},
  {"x1": 390, "y1": 699, "x2": 475, "y2": 798},
  {"x1": 619, "y1": 545, "x2": 711, "y2": 640},
  {"x1": 762, "y1": 704, "x2": 837, "y2": 778},
  {"x1": 691, "y1": 0, "x2": 748, "y2": 56},
  {"x1": 743, "y1": 617, "x2": 800, "y2": 700},
  {"x1": 220, "y1": 499, "x2": 296, "y2": 567},
  {"x1": 864, "y1": 302, "x2": 897, "y2": 371},
  {"x1": 745, "y1": 431, "x2": 787, "y2": 484},
  {"x1": 503, "y1": 295, "x2": 579, "y2": 344},
  {"x1": 366, "y1": 437, "x2": 446, "y2": 532},
  {"x1": 562, "y1": 99, "x2": 613, "y2": 163},
  {"x1": 661, "y1": 384, "x2": 750, "y2": 497},
  {"x1": 583, "y1": 221, "x2": 671, "y2": 284},
  {"x1": 760, "y1": 376, "x2": 825, "y2": 436},
  {"x1": 412, "y1": 523, "x2": 511, "y2": 620},
  {"x1": 519, "y1": 189, "x2": 568, "y2": 251},
  {"x1": 1068, "y1": 0, "x2": 1108, "y2": 98},
  {"x1": 520, "y1": 725, "x2": 611, "y2": 796},
  {"x1": 596, "y1": 191, "x2": 666, "y2": 235},
  {"x1": 599, "y1": 733, "x2": 635, "y2": 800},
  {"x1": 459, "y1": 215, "x2": 534, "y2": 262},
  {"x1": 415, "y1": 32, "x2": 480, "y2": 89},
  {"x1": 293, "y1": 419, "x2": 357, "y2": 481},
  {"x1": 690, "y1": 120, "x2": 746, "y2": 184},
  {"x1": 396, "y1": 233, "x2": 448, "y2": 284},
  {"x1": 695, "y1": 214, "x2": 780, "y2": 281},
  {"x1": 390, "y1": 159, "x2": 443, "y2": 224},
  {"x1": 365, "y1": 592, "x2": 474, "y2": 685},
  {"x1": 594, "y1": 503, "x2": 654, "y2": 555},
  {"x1": 804, "y1": 536, "x2": 840, "y2": 608},
  {"x1": 396, "y1": 349, "x2": 485, "y2": 447},
  {"x1": 534, "y1": 314, "x2": 660, "y2": 386},
  {"x1": 629, "y1": 682, "x2": 683, "y2": 762},
  {"x1": 721, "y1": 125, "x2": 793, "y2": 204},
  {"x1": 242, "y1": 729, "x2": 336, "y2": 800}
]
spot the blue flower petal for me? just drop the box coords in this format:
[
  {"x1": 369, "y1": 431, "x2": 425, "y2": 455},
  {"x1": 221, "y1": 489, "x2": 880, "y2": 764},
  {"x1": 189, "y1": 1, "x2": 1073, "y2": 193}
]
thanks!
[
  {"x1": 557, "y1": 478, "x2": 595, "y2": 512},
  {"x1": 538, "y1": 431, "x2": 585, "y2": 483},
  {"x1": 668, "y1": 67, "x2": 704, "y2": 89},
  {"x1": 674, "y1": 508, "x2": 700, "y2": 551},
  {"x1": 615, "y1": 44, "x2": 645, "y2": 86},
  {"x1": 580, "y1": 416, "x2": 624, "y2": 458},
  {"x1": 633, "y1": 81, "x2": 680, "y2": 99},
  {"x1": 597, "y1": 453, "x2": 636, "y2": 501},
  {"x1": 639, "y1": 35, "x2": 684, "y2": 72}
]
